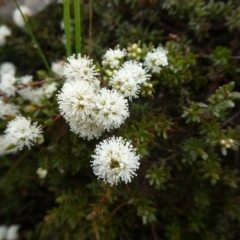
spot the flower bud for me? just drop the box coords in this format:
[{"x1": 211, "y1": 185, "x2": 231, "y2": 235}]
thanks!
[
  {"x1": 220, "y1": 139, "x2": 226, "y2": 145},
  {"x1": 132, "y1": 43, "x2": 138, "y2": 49},
  {"x1": 147, "y1": 90, "x2": 152, "y2": 95},
  {"x1": 36, "y1": 168, "x2": 48, "y2": 179},
  {"x1": 24, "y1": 105, "x2": 36, "y2": 113},
  {"x1": 137, "y1": 48, "x2": 142, "y2": 53}
]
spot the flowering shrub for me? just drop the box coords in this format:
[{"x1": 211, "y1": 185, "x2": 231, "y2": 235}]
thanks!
[{"x1": 0, "y1": 0, "x2": 240, "y2": 239}]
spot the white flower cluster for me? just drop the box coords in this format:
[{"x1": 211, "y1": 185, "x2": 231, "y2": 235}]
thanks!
[
  {"x1": 144, "y1": 46, "x2": 168, "y2": 73},
  {"x1": 0, "y1": 116, "x2": 43, "y2": 155},
  {"x1": 57, "y1": 45, "x2": 168, "y2": 185},
  {"x1": 102, "y1": 45, "x2": 126, "y2": 69},
  {"x1": 57, "y1": 55, "x2": 129, "y2": 140},
  {"x1": 0, "y1": 63, "x2": 17, "y2": 97},
  {"x1": 4, "y1": 116, "x2": 43, "y2": 151},
  {"x1": 0, "y1": 62, "x2": 58, "y2": 105},
  {"x1": 0, "y1": 60, "x2": 59, "y2": 157},
  {"x1": 0, "y1": 225, "x2": 20, "y2": 240},
  {"x1": 62, "y1": 54, "x2": 99, "y2": 87},
  {"x1": 92, "y1": 136, "x2": 140, "y2": 186},
  {"x1": 0, "y1": 62, "x2": 16, "y2": 76},
  {"x1": 0, "y1": 25, "x2": 11, "y2": 46},
  {"x1": 18, "y1": 80, "x2": 58, "y2": 106},
  {"x1": 51, "y1": 60, "x2": 65, "y2": 76},
  {"x1": 110, "y1": 60, "x2": 150, "y2": 100}
]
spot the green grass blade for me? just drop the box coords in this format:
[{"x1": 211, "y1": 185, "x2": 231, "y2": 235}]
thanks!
[
  {"x1": 64, "y1": 0, "x2": 72, "y2": 56},
  {"x1": 74, "y1": 0, "x2": 81, "y2": 54},
  {"x1": 13, "y1": 0, "x2": 51, "y2": 74}
]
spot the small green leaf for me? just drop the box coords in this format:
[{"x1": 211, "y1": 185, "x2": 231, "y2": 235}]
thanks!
[
  {"x1": 5, "y1": 144, "x2": 17, "y2": 150},
  {"x1": 221, "y1": 147, "x2": 227, "y2": 156},
  {"x1": 197, "y1": 103, "x2": 208, "y2": 108},
  {"x1": 44, "y1": 119, "x2": 53, "y2": 126}
]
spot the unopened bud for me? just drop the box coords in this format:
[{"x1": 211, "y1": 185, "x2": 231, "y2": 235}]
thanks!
[
  {"x1": 137, "y1": 48, "x2": 142, "y2": 53},
  {"x1": 220, "y1": 139, "x2": 226, "y2": 145},
  {"x1": 36, "y1": 168, "x2": 48, "y2": 179},
  {"x1": 147, "y1": 90, "x2": 152, "y2": 95},
  {"x1": 24, "y1": 105, "x2": 36, "y2": 113},
  {"x1": 132, "y1": 43, "x2": 138, "y2": 49},
  {"x1": 106, "y1": 69, "x2": 112, "y2": 76},
  {"x1": 37, "y1": 135, "x2": 44, "y2": 145}
]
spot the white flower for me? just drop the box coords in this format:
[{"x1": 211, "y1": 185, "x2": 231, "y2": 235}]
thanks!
[
  {"x1": 36, "y1": 168, "x2": 48, "y2": 179},
  {"x1": 51, "y1": 60, "x2": 65, "y2": 76},
  {"x1": 4, "y1": 116, "x2": 43, "y2": 151},
  {"x1": 18, "y1": 75, "x2": 33, "y2": 85},
  {"x1": 57, "y1": 80, "x2": 97, "y2": 122},
  {"x1": 109, "y1": 61, "x2": 149, "y2": 100},
  {"x1": 0, "y1": 25, "x2": 11, "y2": 46},
  {"x1": 18, "y1": 81, "x2": 58, "y2": 105},
  {"x1": 18, "y1": 86, "x2": 44, "y2": 105},
  {"x1": 12, "y1": 5, "x2": 32, "y2": 27},
  {"x1": 110, "y1": 68, "x2": 140, "y2": 100},
  {"x1": 42, "y1": 82, "x2": 58, "y2": 99},
  {"x1": 0, "y1": 62, "x2": 16, "y2": 76},
  {"x1": 0, "y1": 97, "x2": 19, "y2": 120},
  {"x1": 68, "y1": 116, "x2": 105, "y2": 140},
  {"x1": 94, "y1": 88, "x2": 129, "y2": 130},
  {"x1": 122, "y1": 61, "x2": 150, "y2": 84},
  {"x1": 0, "y1": 225, "x2": 7, "y2": 240},
  {"x1": 0, "y1": 73, "x2": 17, "y2": 96},
  {"x1": 91, "y1": 136, "x2": 140, "y2": 186},
  {"x1": 5, "y1": 225, "x2": 20, "y2": 240},
  {"x1": 102, "y1": 46, "x2": 126, "y2": 69},
  {"x1": 144, "y1": 47, "x2": 168, "y2": 73},
  {"x1": 63, "y1": 54, "x2": 100, "y2": 89}
]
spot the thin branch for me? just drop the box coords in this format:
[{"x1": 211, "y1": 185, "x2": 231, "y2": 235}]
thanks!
[
  {"x1": 17, "y1": 77, "x2": 63, "y2": 91},
  {"x1": 93, "y1": 219, "x2": 100, "y2": 240},
  {"x1": 151, "y1": 224, "x2": 158, "y2": 240},
  {"x1": 221, "y1": 109, "x2": 240, "y2": 127},
  {"x1": 27, "y1": 77, "x2": 63, "y2": 87},
  {"x1": 105, "y1": 201, "x2": 128, "y2": 223}
]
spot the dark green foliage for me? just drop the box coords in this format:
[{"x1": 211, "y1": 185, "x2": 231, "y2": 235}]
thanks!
[{"x1": 1, "y1": 0, "x2": 240, "y2": 239}]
